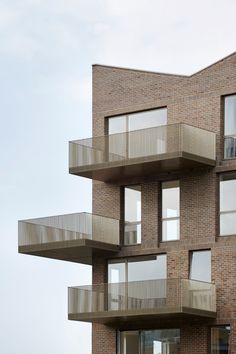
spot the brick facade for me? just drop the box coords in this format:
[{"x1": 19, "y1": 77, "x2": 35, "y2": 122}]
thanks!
[{"x1": 92, "y1": 53, "x2": 236, "y2": 354}]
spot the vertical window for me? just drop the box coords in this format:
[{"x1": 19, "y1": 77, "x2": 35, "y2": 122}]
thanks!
[
  {"x1": 108, "y1": 261, "x2": 126, "y2": 284},
  {"x1": 190, "y1": 250, "x2": 211, "y2": 282},
  {"x1": 220, "y1": 173, "x2": 236, "y2": 236},
  {"x1": 120, "y1": 331, "x2": 139, "y2": 354},
  {"x1": 124, "y1": 185, "x2": 141, "y2": 245},
  {"x1": 162, "y1": 180, "x2": 180, "y2": 241},
  {"x1": 224, "y1": 94, "x2": 236, "y2": 158},
  {"x1": 211, "y1": 326, "x2": 230, "y2": 354}
]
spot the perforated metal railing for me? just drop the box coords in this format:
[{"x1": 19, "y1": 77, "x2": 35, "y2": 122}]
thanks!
[
  {"x1": 69, "y1": 124, "x2": 216, "y2": 170},
  {"x1": 68, "y1": 279, "x2": 216, "y2": 317},
  {"x1": 18, "y1": 213, "x2": 120, "y2": 247}
]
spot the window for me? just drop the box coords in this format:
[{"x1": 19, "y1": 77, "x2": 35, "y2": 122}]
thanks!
[
  {"x1": 224, "y1": 94, "x2": 236, "y2": 158},
  {"x1": 210, "y1": 326, "x2": 230, "y2": 354},
  {"x1": 124, "y1": 185, "x2": 141, "y2": 245},
  {"x1": 220, "y1": 173, "x2": 236, "y2": 236},
  {"x1": 108, "y1": 255, "x2": 167, "y2": 284},
  {"x1": 120, "y1": 329, "x2": 180, "y2": 354},
  {"x1": 190, "y1": 250, "x2": 211, "y2": 282},
  {"x1": 108, "y1": 255, "x2": 166, "y2": 311},
  {"x1": 107, "y1": 108, "x2": 167, "y2": 160},
  {"x1": 108, "y1": 108, "x2": 167, "y2": 135},
  {"x1": 162, "y1": 180, "x2": 180, "y2": 241}
]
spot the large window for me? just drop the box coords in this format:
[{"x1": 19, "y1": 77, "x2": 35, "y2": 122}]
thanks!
[
  {"x1": 108, "y1": 255, "x2": 167, "y2": 284},
  {"x1": 108, "y1": 108, "x2": 167, "y2": 135},
  {"x1": 224, "y1": 94, "x2": 236, "y2": 158},
  {"x1": 108, "y1": 108, "x2": 167, "y2": 160},
  {"x1": 108, "y1": 255, "x2": 166, "y2": 311},
  {"x1": 124, "y1": 185, "x2": 141, "y2": 245},
  {"x1": 210, "y1": 326, "x2": 230, "y2": 354},
  {"x1": 120, "y1": 329, "x2": 180, "y2": 354},
  {"x1": 190, "y1": 250, "x2": 211, "y2": 282},
  {"x1": 220, "y1": 174, "x2": 236, "y2": 236},
  {"x1": 162, "y1": 181, "x2": 180, "y2": 241}
]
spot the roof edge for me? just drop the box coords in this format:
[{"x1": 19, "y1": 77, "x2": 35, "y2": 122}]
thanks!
[
  {"x1": 92, "y1": 64, "x2": 188, "y2": 78},
  {"x1": 92, "y1": 51, "x2": 236, "y2": 78},
  {"x1": 189, "y1": 51, "x2": 236, "y2": 77}
]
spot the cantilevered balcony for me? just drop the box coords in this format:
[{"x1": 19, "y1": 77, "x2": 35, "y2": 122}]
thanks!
[
  {"x1": 69, "y1": 124, "x2": 216, "y2": 183},
  {"x1": 18, "y1": 213, "x2": 120, "y2": 264},
  {"x1": 68, "y1": 279, "x2": 216, "y2": 326}
]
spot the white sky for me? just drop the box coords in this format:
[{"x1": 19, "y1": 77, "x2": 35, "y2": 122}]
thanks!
[{"x1": 0, "y1": 0, "x2": 236, "y2": 353}]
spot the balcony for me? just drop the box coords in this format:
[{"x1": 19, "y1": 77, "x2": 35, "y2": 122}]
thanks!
[
  {"x1": 69, "y1": 124, "x2": 216, "y2": 183},
  {"x1": 18, "y1": 213, "x2": 120, "y2": 264},
  {"x1": 68, "y1": 279, "x2": 216, "y2": 326}
]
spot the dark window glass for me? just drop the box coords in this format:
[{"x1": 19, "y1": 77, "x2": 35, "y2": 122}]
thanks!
[
  {"x1": 120, "y1": 329, "x2": 180, "y2": 354},
  {"x1": 211, "y1": 326, "x2": 230, "y2": 354}
]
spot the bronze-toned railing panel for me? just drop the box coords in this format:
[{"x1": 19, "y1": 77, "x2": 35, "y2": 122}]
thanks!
[
  {"x1": 19, "y1": 212, "x2": 120, "y2": 247},
  {"x1": 68, "y1": 279, "x2": 216, "y2": 321},
  {"x1": 69, "y1": 124, "x2": 216, "y2": 171}
]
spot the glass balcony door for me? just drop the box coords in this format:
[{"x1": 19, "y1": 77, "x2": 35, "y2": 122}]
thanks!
[
  {"x1": 108, "y1": 108, "x2": 167, "y2": 161},
  {"x1": 108, "y1": 255, "x2": 167, "y2": 311},
  {"x1": 120, "y1": 329, "x2": 180, "y2": 354}
]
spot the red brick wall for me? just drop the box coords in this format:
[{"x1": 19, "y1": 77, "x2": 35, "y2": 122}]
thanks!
[{"x1": 92, "y1": 53, "x2": 236, "y2": 354}]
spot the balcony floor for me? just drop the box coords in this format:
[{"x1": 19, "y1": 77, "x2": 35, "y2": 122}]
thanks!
[
  {"x1": 19, "y1": 239, "x2": 120, "y2": 265},
  {"x1": 69, "y1": 152, "x2": 216, "y2": 183},
  {"x1": 68, "y1": 306, "x2": 216, "y2": 327}
]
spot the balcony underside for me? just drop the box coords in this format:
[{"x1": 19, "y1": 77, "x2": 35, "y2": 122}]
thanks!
[
  {"x1": 69, "y1": 152, "x2": 216, "y2": 183},
  {"x1": 18, "y1": 239, "x2": 120, "y2": 265},
  {"x1": 68, "y1": 307, "x2": 216, "y2": 326}
]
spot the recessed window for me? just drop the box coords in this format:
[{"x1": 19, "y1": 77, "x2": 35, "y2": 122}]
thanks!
[
  {"x1": 108, "y1": 255, "x2": 167, "y2": 284},
  {"x1": 162, "y1": 180, "x2": 180, "y2": 241},
  {"x1": 224, "y1": 94, "x2": 236, "y2": 159},
  {"x1": 120, "y1": 329, "x2": 180, "y2": 354},
  {"x1": 220, "y1": 174, "x2": 236, "y2": 236},
  {"x1": 108, "y1": 108, "x2": 167, "y2": 135},
  {"x1": 124, "y1": 185, "x2": 141, "y2": 245},
  {"x1": 210, "y1": 325, "x2": 230, "y2": 354},
  {"x1": 108, "y1": 255, "x2": 166, "y2": 311},
  {"x1": 107, "y1": 108, "x2": 167, "y2": 160},
  {"x1": 190, "y1": 250, "x2": 211, "y2": 282}
]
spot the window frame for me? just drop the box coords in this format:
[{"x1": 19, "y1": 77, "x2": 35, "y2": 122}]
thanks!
[
  {"x1": 209, "y1": 325, "x2": 231, "y2": 354},
  {"x1": 219, "y1": 173, "x2": 236, "y2": 236},
  {"x1": 161, "y1": 180, "x2": 180, "y2": 242},
  {"x1": 119, "y1": 328, "x2": 181, "y2": 354},
  {"x1": 108, "y1": 254, "x2": 167, "y2": 284},
  {"x1": 189, "y1": 249, "x2": 212, "y2": 283},
  {"x1": 106, "y1": 107, "x2": 167, "y2": 135},
  {"x1": 223, "y1": 93, "x2": 236, "y2": 160},
  {"x1": 123, "y1": 185, "x2": 142, "y2": 246}
]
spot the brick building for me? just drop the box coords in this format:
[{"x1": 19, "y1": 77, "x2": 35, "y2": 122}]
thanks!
[{"x1": 19, "y1": 52, "x2": 236, "y2": 354}]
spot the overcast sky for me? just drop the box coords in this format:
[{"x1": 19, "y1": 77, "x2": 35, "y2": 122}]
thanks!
[{"x1": 1, "y1": 1, "x2": 236, "y2": 354}]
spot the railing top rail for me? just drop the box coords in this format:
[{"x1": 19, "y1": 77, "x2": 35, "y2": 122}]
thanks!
[
  {"x1": 19, "y1": 212, "x2": 120, "y2": 224},
  {"x1": 69, "y1": 123, "x2": 216, "y2": 145},
  {"x1": 68, "y1": 278, "x2": 215, "y2": 290}
]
